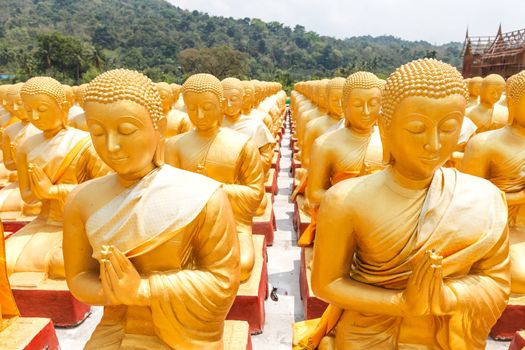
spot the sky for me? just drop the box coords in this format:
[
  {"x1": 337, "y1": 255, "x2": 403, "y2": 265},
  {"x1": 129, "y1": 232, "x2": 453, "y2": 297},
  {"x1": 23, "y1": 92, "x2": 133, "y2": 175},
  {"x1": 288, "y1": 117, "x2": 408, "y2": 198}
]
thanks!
[{"x1": 169, "y1": 0, "x2": 525, "y2": 45}]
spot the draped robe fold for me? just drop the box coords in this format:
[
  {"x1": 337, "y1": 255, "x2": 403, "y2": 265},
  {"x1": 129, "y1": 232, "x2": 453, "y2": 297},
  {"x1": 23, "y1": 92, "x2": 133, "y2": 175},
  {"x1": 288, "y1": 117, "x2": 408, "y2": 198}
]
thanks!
[{"x1": 83, "y1": 165, "x2": 240, "y2": 350}]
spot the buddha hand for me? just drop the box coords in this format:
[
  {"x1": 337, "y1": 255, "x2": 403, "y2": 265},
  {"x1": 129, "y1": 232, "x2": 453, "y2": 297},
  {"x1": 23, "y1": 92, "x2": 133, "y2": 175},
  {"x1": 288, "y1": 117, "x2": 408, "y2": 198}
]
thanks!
[
  {"x1": 402, "y1": 250, "x2": 435, "y2": 317},
  {"x1": 28, "y1": 163, "x2": 54, "y2": 199},
  {"x1": 99, "y1": 245, "x2": 143, "y2": 306},
  {"x1": 429, "y1": 251, "x2": 457, "y2": 315}
]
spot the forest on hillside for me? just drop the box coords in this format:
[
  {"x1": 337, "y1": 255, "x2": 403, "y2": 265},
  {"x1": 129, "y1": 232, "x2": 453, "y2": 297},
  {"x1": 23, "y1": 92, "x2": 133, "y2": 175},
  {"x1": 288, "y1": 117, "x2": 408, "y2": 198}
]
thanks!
[{"x1": 0, "y1": 0, "x2": 464, "y2": 89}]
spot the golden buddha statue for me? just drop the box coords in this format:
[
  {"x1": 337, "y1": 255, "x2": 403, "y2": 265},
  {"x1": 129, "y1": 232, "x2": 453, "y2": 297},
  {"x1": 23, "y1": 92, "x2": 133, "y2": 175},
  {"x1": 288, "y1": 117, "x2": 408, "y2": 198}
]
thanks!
[
  {"x1": 297, "y1": 80, "x2": 329, "y2": 153},
  {"x1": 461, "y1": 70, "x2": 525, "y2": 294},
  {"x1": 467, "y1": 74, "x2": 508, "y2": 133},
  {"x1": 0, "y1": 220, "x2": 19, "y2": 331},
  {"x1": 222, "y1": 77, "x2": 275, "y2": 180},
  {"x1": 68, "y1": 84, "x2": 88, "y2": 131},
  {"x1": 297, "y1": 72, "x2": 384, "y2": 246},
  {"x1": 301, "y1": 77, "x2": 345, "y2": 170},
  {"x1": 157, "y1": 82, "x2": 192, "y2": 137},
  {"x1": 0, "y1": 83, "x2": 40, "y2": 214},
  {"x1": 0, "y1": 84, "x2": 17, "y2": 127},
  {"x1": 294, "y1": 59, "x2": 510, "y2": 350},
  {"x1": 466, "y1": 76, "x2": 482, "y2": 109},
  {"x1": 250, "y1": 80, "x2": 274, "y2": 134},
  {"x1": 64, "y1": 69, "x2": 240, "y2": 349},
  {"x1": 5, "y1": 77, "x2": 108, "y2": 280},
  {"x1": 165, "y1": 73, "x2": 264, "y2": 282}
]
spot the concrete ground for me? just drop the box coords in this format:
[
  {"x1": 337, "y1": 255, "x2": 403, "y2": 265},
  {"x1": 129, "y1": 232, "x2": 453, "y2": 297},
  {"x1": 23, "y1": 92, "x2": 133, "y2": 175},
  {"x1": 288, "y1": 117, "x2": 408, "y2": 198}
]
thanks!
[{"x1": 55, "y1": 121, "x2": 511, "y2": 349}]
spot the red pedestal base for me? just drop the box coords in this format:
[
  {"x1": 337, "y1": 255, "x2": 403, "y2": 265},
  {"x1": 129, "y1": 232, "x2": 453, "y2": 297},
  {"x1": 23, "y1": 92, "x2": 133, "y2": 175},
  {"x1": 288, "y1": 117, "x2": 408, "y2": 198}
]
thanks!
[
  {"x1": 227, "y1": 235, "x2": 268, "y2": 334},
  {"x1": 2, "y1": 219, "x2": 33, "y2": 234},
  {"x1": 265, "y1": 168, "x2": 278, "y2": 195},
  {"x1": 12, "y1": 280, "x2": 91, "y2": 327},
  {"x1": 0, "y1": 317, "x2": 59, "y2": 350},
  {"x1": 491, "y1": 300, "x2": 525, "y2": 340},
  {"x1": 293, "y1": 195, "x2": 310, "y2": 238},
  {"x1": 253, "y1": 194, "x2": 275, "y2": 246},
  {"x1": 271, "y1": 151, "x2": 281, "y2": 174},
  {"x1": 510, "y1": 331, "x2": 525, "y2": 350},
  {"x1": 300, "y1": 247, "x2": 328, "y2": 320}
]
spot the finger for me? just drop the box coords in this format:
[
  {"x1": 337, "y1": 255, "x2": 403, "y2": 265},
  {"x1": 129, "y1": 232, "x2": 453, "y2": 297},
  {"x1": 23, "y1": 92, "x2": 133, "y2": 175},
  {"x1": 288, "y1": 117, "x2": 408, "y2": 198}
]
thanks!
[
  {"x1": 112, "y1": 247, "x2": 131, "y2": 272},
  {"x1": 106, "y1": 257, "x2": 123, "y2": 282},
  {"x1": 100, "y1": 261, "x2": 118, "y2": 304},
  {"x1": 430, "y1": 265, "x2": 444, "y2": 313},
  {"x1": 108, "y1": 251, "x2": 125, "y2": 279},
  {"x1": 414, "y1": 252, "x2": 433, "y2": 287}
]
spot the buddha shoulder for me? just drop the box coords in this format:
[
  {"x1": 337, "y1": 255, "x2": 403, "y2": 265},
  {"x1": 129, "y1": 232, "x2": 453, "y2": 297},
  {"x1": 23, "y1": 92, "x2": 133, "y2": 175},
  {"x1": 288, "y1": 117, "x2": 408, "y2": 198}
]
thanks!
[
  {"x1": 323, "y1": 171, "x2": 383, "y2": 208},
  {"x1": 464, "y1": 128, "x2": 502, "y2": 155},
  {"x1": 312, "y1": 128, "x2": 344, "y2": 152}
]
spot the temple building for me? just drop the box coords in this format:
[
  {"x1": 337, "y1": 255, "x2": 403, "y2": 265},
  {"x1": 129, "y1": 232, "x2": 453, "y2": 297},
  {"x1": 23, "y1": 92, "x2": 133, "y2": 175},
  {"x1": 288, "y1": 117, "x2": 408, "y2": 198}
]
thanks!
[{"x1": 462, "y1": 25, "x2": 525, "y2": 78}]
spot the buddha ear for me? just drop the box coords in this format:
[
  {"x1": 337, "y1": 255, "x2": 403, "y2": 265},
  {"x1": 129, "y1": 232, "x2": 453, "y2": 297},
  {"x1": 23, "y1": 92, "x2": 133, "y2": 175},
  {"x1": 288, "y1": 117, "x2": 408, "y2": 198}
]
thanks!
[
  {"x1": 378, "y1": 125, "x2": 392, "y2": 165},
  {"x1": 154, "y1": 118, "x2": 167, "y2": 167}
]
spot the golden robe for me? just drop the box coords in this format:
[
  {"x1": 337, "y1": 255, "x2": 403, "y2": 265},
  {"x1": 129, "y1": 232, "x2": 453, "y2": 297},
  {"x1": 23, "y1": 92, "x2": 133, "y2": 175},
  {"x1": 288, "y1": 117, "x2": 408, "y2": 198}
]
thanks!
[
  {"x1": 166, "y1": 109, "x2": 192, "y2": 137},
  {"x1": 6, "y1": 128, "x2": 108, "y2": 276},
  {"x1": 82, "y1": 165, "x2": 240, "y2": 350},
  {"x1": 0, "y1": 221, "x2": 18, "y2": 324},
  {"x1": 296, "y1": 167, "x2": 510, "y2": 350}
]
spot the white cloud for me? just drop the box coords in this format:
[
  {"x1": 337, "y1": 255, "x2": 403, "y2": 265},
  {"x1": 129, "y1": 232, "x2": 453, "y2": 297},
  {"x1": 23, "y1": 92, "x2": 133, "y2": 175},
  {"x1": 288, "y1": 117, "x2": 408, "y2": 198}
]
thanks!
[{"x1": 168, "y1": 0, "x2": 525, "y2": 44}]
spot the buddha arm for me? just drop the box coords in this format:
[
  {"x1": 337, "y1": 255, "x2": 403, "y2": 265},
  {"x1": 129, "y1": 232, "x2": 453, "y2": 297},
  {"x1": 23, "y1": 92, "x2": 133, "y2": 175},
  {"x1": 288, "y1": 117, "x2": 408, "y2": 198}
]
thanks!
[
  {"x1": 16, "y1": 146, "x2": 38, "y2": 203},
  {"x1": 222, "y1": 141, "x2": 265, "y2": 217},
  {"x1": 1, "y1": 131, "x2": 15, "y2": 171},
  {"x1": 312, "y1": 187, "x2": 405, "y2": 317},
  {"x1": 306, "y1": 140, "x2": 331, "y2": 208},
  {"x1": 258, "y1": 142, "x2": 274, "y2": 177},
  {"x1": 63, "y1": 189, "x2": 107, "y2": 305},
  {"x1": 301, "y1": 125, "x2": 316, "y2": 168}
]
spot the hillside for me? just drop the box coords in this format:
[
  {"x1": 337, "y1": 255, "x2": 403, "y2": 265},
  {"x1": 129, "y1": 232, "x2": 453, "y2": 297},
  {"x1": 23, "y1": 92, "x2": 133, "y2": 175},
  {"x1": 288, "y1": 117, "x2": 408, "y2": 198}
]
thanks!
[{"x1": 0, "y1": 0, "x2": 463, "y2": 87}]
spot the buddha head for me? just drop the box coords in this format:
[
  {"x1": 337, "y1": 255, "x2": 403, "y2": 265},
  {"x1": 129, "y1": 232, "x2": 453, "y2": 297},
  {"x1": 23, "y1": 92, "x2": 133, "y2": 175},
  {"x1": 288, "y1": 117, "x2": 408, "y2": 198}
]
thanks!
[
  {"x1": 221, "y1": 77, "x2": 244, "y2": 119},
  {"x1": 241, "y1": 81, "x2": 255, "y2": 114},
  {"x1": 6, "y1": 83, "x2": 28, "y2": 121},
  {"x1": 20, "y1": 77, "x2": 68, "y2": 132},
  {"x1": 63, "y1": 84, "x2": 75, "y2": 110},
  {"x1": 84, "y1": 69, "x2": 166, "y2": 178},
  {"x1": 507, "y1": 71, "x2": 525, "y2": 128},
  {"x1": 317, "y1": 79, "x2": 330, "y2": 111},
  {"x1": 342, "y1": 72, "x2": 383, "y2": 132},
  {"x1": 156, "y1": 82, "x2": 174, "y2": 116},
  {"x1": 252, "y1": 80, "x2": 263, "y2": 105},
  {"x1": 480, "y1": 74, "x2": 505, "y2": 106},
  {"x1": 326, "y1": 77, "x2": 345, "y2": 117},
  {"x1": 171, "y1": 83, "x2": 182, "y2": 103},
  {"x1": 182, "y1": 73, "x2": 224, "y2": 133},
  {"x1": 75, "y1": 84, "x2": 88, "y2": 108},
  {"x1": 468, "y1": 76, "x2": 483, "y2": 99},
  {"x1": 380, "y1": 58, "x2": 467, "y2": 180},
  {"x1": 0, "y1": 85, "x2": 13, "y2": 114}
]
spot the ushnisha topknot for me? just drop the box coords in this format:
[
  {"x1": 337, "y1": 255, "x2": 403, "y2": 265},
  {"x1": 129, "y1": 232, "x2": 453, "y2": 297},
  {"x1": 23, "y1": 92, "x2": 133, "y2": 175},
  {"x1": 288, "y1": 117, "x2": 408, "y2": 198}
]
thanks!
[
  {"x1": 380, "y1": 58, "x2": 468, "y2": 129},
  {"x1": 508, "y1": 70, "x2": 525, "y2": 103},
  {"x1": 221, "y1": 77, "x2": 243, "y2": 91},
  {"x1": 342, "y1": 72, "x2": 383, "y2": 107},
  {"x1": 84, "y1": 69, "x2": 164, "y2": 130},
  {"x1": 21, "y1": 77, "x2": 67, "y2": 108},
  {"x1": 7, "y1": 83, "x2": 24, "y2": 97},
  {"x1": 182, "y1": 73, "x2": 223, "y2": 102}
]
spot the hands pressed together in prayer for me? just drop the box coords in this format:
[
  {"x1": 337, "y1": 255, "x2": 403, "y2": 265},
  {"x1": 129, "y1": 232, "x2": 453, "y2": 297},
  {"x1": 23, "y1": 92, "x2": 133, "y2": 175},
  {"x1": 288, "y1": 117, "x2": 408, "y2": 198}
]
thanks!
[
  {"x1": 99, "y1": 245, "x2": 148, "y2": 306},
  {"x1": 403, "y1": 250, "x2": 458, "y2": 317},
  {"x1": 28, "y1": 163, "x2": 55, "y2": 199}
]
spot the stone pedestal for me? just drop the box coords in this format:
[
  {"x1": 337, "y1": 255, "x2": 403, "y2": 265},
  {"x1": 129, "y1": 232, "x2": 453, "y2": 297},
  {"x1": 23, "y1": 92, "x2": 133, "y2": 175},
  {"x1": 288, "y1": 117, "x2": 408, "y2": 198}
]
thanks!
[
  {"x1": 293, "y1": 195, "x2": 311, "y2": 238},
  {"x1": 299, "y1": 247, "x2": 328, "y2": 320},
  {"x1": 227, "y1": 235, "x2": 268, "y2": 334},
  {"x1": 224, "y1": 320, "x2": 253, "y2": 350},
  {"x1": 0, "y1": 317, "x2": 59, "y2": 350},
  {"x1": 1, "y1": 213, "x2": 34, "y2": 234},
  {"x1": 253, "y1": 193, "x2": 275, "y2": 245},
  {"x1": 491, "y1": 296, "x2": 525, "y2": 340},
  {"x1": 510, "y1": 330, "x2": 525, "y2": 350},
  {"x1": 10, "y1": 274, "x2": 91, "y2": 327},
  {"x1": 265, "y1": 168, "x2": 278, "y2": 195}
]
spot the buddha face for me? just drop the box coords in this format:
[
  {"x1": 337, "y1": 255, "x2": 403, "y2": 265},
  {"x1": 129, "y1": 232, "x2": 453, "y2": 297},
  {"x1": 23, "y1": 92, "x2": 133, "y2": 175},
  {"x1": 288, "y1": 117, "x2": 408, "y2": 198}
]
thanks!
[
  {"x1": 223, "y1": 87, "x2": 243, "y2": 118},
  {"x1": 85, "y1": 100, "x2": 158, "y2": 177},
  {"x1": 22, "y1": 94, "x2": 66, "y2": 131},
  {"x1": 387, "y1": 95, "x2": 465, "y2": 180},
  {"x1": 509, "y1": 95, "x2": 525, "y2": 128},
  {"x1": 327, "y1": 87, "x2": 343, "y2": 116},
  {"x1": 242, "y1": 87, "x2": 254, "y2": 113},
  {"x1": 480, "y1": 83, "x2": 505, "y2": 105},
  {"x1": 343, "y1": 88, "x2": 381, "y2": 132},
  {"x1": 184, "y1": 91, "x2": 223, "y2": 132},
  {"x1": 468, "y1": 79, "x2": 482, "y2": 97},
  {"x1": 318, "y1": 85, "x2": 328, "y2": 110},
  {"x1": 6, "y1": 91, "x2": 28, "y2": 121},
  {"x1": 157, "y1": 86, "x2": 173, "y2": 116}
]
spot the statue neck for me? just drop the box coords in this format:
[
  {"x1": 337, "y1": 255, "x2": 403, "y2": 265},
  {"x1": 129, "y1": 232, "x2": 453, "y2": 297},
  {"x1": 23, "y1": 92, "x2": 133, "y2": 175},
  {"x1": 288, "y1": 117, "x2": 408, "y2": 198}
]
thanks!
[
  {"x1": 328, "y1": 112, "x2": 343, "y2": 120},
  {"x1": 43, "y1": 125, "x2": 65, "y2": 139},
  {"x1": 196, "y1": 126, "x2": 220, "y2": 138},
  {"x1": 225, "y1": 113, "x2": 241, "y2": 122},
  {"x1": 117, "y1": 164, "x2": 157, "y2": 188},
  {"x1": 480, "y1": 98, "x2": 494, "y2": 110},
  {"x1": 390, "y1": 164, "x2": 433, "y2": 190}
]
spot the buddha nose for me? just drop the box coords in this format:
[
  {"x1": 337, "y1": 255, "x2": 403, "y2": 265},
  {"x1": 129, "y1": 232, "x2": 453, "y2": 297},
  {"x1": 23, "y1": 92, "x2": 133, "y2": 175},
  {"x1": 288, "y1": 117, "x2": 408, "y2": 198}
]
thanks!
[
  {"x1": 363, "y1": 102, "x2": 370, "y2": 116},
  {"x1": 425, "y1": 130, "x2": 442, "y2": 153},
  {"x1": 13, "y1": 104, "x2": 18, "y2": 111},
  {"x1": 227, "y1": 99, "x2": 233, "y2": 108},
  {"x1": 32, "y1": 110, "x2": 40, "y2": 121},
  {"x1": 107, "y1": 132, "x2": 121, "y2": 152},
  {"x1": 197, "y1": 107, "x2": 205, "y2": 120}
]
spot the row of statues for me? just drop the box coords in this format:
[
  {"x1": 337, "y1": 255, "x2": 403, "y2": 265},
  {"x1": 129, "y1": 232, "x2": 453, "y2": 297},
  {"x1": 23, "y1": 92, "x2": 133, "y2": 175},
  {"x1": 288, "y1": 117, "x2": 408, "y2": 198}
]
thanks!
[
  {"x1": 0, "y1": 70, "x2": 286, "y2": 348},
  {"x1": 290, "y1": 60, "x2": 525, "y2": 349},
  {"x1": 0, "y1": 57, "x2": 523, "y2": 349}
]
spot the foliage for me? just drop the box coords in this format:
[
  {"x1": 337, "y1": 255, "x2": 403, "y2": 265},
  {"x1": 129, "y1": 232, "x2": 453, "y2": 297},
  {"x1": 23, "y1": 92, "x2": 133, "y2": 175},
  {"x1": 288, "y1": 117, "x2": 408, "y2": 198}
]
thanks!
[{"x1": 0, "y1": 0, "x2": 464, "y2": 90}]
